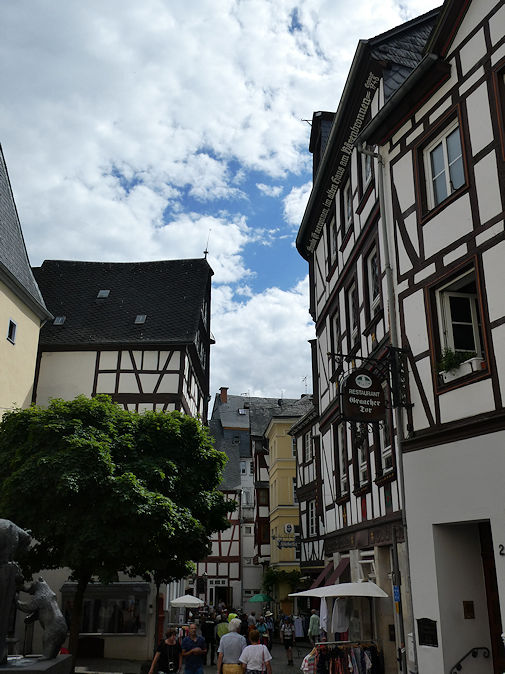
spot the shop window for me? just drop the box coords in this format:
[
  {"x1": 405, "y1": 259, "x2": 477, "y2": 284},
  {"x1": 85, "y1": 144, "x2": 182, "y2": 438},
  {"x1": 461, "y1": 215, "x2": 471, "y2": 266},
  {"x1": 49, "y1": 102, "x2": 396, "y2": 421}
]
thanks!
[
  {"x1": 420, "y1": 118, "x2": 466, "y2": 212},
  {"x1": 307, "y1": 499, "x2": 316, "y2": 537},
  {"x1": 62, "y1": 583, "x2": 148, "y2": 634}
]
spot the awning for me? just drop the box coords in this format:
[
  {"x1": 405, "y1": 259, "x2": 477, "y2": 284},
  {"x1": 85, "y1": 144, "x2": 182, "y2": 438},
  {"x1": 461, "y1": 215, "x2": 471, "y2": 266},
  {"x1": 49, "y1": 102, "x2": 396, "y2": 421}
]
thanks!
[{"x1": 289, "y1": 581, "x2": 388, "y2": 599}]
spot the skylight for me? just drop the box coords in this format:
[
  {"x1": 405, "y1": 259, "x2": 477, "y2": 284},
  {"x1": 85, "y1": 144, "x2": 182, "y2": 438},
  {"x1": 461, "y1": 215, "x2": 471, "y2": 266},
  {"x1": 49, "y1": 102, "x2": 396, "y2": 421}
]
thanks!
[
  {"x1": 53, "y1": 316, "x2": 66, "y2": 325},
  {"x1": 135, "y1": 314, "x2": 147, "y2": 324},
  {"x1": 97, "y1": 289, "x2": 110, "y2": 298}
]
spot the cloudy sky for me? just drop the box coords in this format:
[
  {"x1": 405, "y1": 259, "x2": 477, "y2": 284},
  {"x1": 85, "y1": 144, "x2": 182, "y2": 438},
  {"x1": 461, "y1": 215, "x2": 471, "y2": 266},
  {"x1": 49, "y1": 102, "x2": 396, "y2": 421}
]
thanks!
[{"x1": 1, "y1": 0, "x2": 439, "y2": 399}]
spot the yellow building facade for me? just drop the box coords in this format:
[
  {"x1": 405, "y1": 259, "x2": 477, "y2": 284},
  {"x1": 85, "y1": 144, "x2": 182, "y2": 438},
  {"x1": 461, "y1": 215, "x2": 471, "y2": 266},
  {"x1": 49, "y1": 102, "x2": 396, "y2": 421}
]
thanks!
[{"x1": 265, "y1": 414, "x2": 300, "y2": 615}]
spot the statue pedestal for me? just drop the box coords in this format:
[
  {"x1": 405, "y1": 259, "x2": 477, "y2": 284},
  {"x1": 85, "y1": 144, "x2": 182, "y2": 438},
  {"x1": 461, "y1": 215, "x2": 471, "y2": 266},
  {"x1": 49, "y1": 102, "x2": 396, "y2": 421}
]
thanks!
[{"x1": 1, "y1": 655, "x2": 72, "y2": 674}]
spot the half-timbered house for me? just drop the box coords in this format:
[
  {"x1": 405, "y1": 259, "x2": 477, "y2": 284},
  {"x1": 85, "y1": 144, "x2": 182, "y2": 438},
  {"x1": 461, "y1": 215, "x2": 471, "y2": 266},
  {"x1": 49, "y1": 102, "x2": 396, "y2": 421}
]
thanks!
[
  {"x1": 357, "y1": 0, "x2": 505, "y2": 671},
  {"x1": 31, "y1": 257, "x2": 213, "y2": 659},
  {"x1": 297, "y1": 0, "x2": 505, "y2": 671},
  {"x1": 295, "y1": 9, "x2": 441, "y2": 673}
]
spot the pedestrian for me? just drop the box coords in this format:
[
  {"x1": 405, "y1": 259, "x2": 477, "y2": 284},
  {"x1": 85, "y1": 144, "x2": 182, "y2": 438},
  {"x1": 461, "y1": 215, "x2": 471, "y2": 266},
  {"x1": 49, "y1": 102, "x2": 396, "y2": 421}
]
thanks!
[
  {"x1": 280, "y1": 616, "x2": 294, "y2": 665},
  {"x1": 149, "y1": 628, "x2": 182, "y2": 674},
  {"x1": 217, "y1": 614, "x2": 230, "y2": 644},
  {"x1": 247, "y1": 611, "x2": 256, "y2": 631},
  {"x1": 239, "y1": 629, "x2": 272, "y2": 674},
  {"x1": 182, "y1": 623, "x2": 207, "y2": 674},
  {"x1": 256, "y1": 616, "x2": 269, "y2": 647},
  {"x1": 216, "y1": 617, "x2": 247, "y2": 674},
  {"x1": 201, "y1": 612, "x2": 217, "y2": 666},
  {"x1": 264, "y1": 612, "x2": 274, "y2": 650},
  {"x1": 307, "y1": 609, "x2": 320, "y2": 646}
]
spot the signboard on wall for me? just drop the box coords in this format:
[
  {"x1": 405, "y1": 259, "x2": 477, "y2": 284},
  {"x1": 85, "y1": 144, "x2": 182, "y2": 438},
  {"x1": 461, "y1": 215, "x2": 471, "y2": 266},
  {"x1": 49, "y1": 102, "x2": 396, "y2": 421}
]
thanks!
[{"x1": 341, "y1": 368, "x2": 385, "y2": 422}]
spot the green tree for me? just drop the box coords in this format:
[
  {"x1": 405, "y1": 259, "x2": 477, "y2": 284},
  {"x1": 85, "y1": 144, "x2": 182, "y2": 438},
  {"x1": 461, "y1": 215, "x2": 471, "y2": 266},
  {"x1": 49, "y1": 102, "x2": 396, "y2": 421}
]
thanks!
[{"x1": 0, "y1": 395, "x2": 231, "y2": 663}]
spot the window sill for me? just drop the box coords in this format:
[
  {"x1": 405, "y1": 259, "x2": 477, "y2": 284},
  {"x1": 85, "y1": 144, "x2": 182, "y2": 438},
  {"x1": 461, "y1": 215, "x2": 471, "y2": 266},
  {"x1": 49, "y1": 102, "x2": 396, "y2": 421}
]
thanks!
[
  {"x1": 419, "y1": 184, "x2": 468, "y2": 225},
  {"x1": 375, "y1": 470, "x2": 396, "y2": 486},
  {"x1": 362, "y1": 308, "x2": 383, "y2": 337},
  {"x1": 438, "y1": 357, "x2": 485, "y2": 384},
  {"x1": 353, "y1": 483, "x2": 371, "y2": 497}
]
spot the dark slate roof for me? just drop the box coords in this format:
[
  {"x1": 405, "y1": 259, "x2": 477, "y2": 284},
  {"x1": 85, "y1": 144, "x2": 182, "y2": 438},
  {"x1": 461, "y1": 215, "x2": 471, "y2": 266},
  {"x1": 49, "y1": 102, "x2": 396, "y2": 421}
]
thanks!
[
  {"x1": 33, "y1": 258, "x2": 212, "y2": 346},
  {"x1": 209, "y1": 419, "x2": 242, "y2": 491},
  {"x1": 370, "y1": 10, "x2": 439, "y2": 100},
  {"x1": 0, "y1": 146, "x2": 49, "y2": 318},
  {"x1": 212, "y1": 393, "x2": 313, "y2": 438}
]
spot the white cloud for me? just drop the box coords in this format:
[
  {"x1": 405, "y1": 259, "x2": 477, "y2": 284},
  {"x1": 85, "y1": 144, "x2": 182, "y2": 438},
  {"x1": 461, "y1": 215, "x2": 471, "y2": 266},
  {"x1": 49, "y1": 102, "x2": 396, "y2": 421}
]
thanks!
[
  {"x1": 211, "y1": 277, "x2": 314, "y2": 398},
  {"x1": 283, "y1": 182, "x2": 313, "y2": 227},
  {"x1": 257, "y1": 183, "x2": 283, "y2": 197}
]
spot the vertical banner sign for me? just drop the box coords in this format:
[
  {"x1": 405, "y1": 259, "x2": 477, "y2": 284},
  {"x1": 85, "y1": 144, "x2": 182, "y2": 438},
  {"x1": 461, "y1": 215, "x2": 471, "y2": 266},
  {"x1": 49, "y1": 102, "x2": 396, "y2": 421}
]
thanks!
[{"x1": 341, "y1": 368, "x2": 386, "y2": 422}]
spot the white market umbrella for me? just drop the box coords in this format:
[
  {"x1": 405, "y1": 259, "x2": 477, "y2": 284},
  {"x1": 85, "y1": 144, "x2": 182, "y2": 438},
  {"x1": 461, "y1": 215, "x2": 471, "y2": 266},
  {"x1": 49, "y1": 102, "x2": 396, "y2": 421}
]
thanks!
[
  {"x1": 289, "y1": 581, "x2": 388, "y2": 599},
  {"x1": 170, "y1": 594, "x2": 205, "y2": 608}
]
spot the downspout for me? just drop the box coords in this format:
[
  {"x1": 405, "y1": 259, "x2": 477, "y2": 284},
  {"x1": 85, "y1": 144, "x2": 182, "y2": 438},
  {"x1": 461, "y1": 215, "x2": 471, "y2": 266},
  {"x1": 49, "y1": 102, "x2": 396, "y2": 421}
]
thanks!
[{"x1": 359, "y1": 143, "x2": 417, "y2": 673}]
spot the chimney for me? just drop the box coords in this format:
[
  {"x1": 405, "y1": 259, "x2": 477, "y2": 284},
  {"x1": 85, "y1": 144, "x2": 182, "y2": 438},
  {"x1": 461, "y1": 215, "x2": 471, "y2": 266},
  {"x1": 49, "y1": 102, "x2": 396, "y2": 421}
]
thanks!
[{"x1": 220, "y1": 387, "x2": 228, "y2": 404}]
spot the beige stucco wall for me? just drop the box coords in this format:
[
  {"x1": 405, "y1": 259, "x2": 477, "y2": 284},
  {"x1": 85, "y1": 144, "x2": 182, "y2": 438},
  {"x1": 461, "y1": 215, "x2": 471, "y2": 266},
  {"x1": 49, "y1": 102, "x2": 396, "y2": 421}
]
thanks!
[
  {"x1": 0, "y1": 280, "x2": 41, "y2": 416},
  {"x1": 36, "y1": 351, "x2": 97, "y2": 405}
]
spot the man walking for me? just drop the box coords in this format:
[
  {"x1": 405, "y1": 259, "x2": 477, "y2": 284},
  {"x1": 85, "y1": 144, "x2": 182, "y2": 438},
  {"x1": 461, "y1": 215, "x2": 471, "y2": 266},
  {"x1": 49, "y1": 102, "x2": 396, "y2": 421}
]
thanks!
[
  {"x1": 182, "y1": 623, "x2": 207, "y2": 674},
  {"x1": 201, "y1": 613, "x2": 217, "y2": 666},
  {"x1": 216, "y1": 618, "x2": 246, "y2": 674}
]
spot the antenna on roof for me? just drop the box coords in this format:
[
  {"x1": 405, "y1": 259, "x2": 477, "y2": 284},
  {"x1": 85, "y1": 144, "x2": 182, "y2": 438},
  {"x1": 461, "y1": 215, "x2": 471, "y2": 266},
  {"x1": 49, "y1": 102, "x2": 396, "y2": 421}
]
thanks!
[
  {"x1": 301, "y1": 118, "x2": 312, "y2": 126},
  {"x1": 301, "y1": 376, "x2": 308, "y2": 394},
  {"x1": 204, "y1": 229, "x2": 212, "y2": 259}
]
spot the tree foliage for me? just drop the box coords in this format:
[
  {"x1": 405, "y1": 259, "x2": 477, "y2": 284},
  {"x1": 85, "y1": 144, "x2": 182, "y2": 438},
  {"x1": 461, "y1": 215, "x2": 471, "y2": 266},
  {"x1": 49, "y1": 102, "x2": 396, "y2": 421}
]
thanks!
[{"x1": 0, "y1": 395, "x2": 231, "y2": 656}]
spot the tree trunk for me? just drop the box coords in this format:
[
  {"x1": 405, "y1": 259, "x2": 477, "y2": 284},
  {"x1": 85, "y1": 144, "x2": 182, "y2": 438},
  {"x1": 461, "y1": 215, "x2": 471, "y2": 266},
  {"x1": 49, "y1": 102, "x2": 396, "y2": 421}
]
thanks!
[
  {"x1": 68, "y1": 575, "x2": 90, "y2": 672},
  {"x1": 153, "y1": 579, "x2": 161, "y2": 654}
]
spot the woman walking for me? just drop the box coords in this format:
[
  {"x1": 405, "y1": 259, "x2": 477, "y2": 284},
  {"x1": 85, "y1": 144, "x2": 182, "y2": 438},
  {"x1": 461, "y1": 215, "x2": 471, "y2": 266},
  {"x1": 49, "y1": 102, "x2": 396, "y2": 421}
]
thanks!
[{"x1": 239, "y1": 629, "x2": 272, "y2": 674}]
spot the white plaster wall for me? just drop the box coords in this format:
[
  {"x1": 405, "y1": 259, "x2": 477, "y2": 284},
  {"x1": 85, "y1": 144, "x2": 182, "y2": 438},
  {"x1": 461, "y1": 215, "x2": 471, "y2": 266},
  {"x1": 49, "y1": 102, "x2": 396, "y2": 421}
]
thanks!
[
  {"x1": 490, "y1": 2, "x2": 505, "y2": 46},
  {"x1": 491, "y1": 324, "x2": 505, "y2": 403},
  {"x1": 467, "y1": 83, "x2": 494, "y2": 155},
  {"x1": 474, "y1": 151, "x2": 502, "y2": 225},
  {"x1": 402, "y1": 291, "x2": 429, "y2": 356},
  {"x1": 392, "y1": 152, "x2": 415, "y2": 214},
  {"x1": 482, "y1": 241, "x2": 505, "y2": 323},
  {"x1": 423, "y1": 195, "x2": 473, "y2": 259},
  {"x1": 404, "y1": 429, "x2": 505, "y2": 673},
  {"x1": 439, "y1": 378, "x2": 494, "y2": 423},
  {"x1": 36, "y1": 351, "x2": 96, "y2": 405},
  {"x1": 449, "y1": 0, "x2": 497, "y2": 52},
  {"x1": 459, "y1": 27, "x2": 487, "y2": 76}
]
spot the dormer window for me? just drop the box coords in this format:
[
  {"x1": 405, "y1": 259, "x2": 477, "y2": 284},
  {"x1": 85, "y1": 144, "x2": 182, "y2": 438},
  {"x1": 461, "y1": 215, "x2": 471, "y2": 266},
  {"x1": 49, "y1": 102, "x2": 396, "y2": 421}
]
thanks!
[
  {"x1": 134, "y1": 314, "x2": 147, "y2": 324},
  {"x1": 6, "y1": 320, "x2": 16, "y2": 344},
  {"x1": 97, "y1": 289, "x2": 110, "y2": 298},
  {"x1": 53, "y1": 316, "x2": 66, "y2": 325}
]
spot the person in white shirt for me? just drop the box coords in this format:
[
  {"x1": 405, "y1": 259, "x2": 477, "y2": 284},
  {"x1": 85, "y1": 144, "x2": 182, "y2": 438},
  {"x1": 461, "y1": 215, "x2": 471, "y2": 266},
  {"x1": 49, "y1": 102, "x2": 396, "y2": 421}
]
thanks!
[{"x1": 239, "y1": 630, "x2": 272, "y2": 674}]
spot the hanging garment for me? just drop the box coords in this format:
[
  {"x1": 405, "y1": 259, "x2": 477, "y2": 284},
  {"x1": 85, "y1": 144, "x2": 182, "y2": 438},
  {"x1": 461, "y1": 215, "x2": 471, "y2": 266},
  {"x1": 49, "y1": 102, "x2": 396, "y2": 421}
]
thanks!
[
  {"x1": 320, "y1": 597, "x2": 328, "y2": 633},
  {"x1": 331, "y1": 598, "x2": 350, "y2": 633},
  {"x1": 294, "y1": 615, "x2": 304, "y2": 638}
]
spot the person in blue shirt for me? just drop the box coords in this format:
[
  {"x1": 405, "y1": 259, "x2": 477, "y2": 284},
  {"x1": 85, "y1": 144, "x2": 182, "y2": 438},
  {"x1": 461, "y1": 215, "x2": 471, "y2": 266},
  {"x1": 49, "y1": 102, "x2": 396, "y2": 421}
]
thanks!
[{"x1": 182, "y1": 623, "x2": 207, "y2": 674}]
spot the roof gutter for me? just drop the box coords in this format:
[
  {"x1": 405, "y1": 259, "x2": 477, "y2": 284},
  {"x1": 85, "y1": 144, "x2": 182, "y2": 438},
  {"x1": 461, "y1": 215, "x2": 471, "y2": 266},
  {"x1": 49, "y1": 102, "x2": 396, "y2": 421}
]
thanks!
[{"x1": 296, "y1": 40, "x2": 370, "y2": 259}]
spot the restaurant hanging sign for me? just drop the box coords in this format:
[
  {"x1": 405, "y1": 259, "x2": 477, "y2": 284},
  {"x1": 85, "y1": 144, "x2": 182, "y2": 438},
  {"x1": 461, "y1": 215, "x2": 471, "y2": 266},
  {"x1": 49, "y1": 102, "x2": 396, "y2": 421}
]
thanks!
[{"x1": 341, "y1": 368, "x2": 385, "y2": 422}]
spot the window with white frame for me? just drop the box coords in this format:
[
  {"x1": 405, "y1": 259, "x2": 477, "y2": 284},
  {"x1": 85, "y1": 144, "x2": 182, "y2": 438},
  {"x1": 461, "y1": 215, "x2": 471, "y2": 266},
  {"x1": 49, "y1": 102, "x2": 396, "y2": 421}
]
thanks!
[
  {"x1": 354, "y1": 424, "x2": 369, "y2": 486},
  {"x1": 343, "y1": 180, "x2": 353, "y2": 232},
  {"x1": 379, "y1": 382, "x2": 393, "y2": 473},
  {"x1": 240, "y1": 461, "x2": 247, "y2": 475},
  {"x1": 249, "y1": 460, "x2": 254, "y2": 475},
  {"x1": 424, "y1": 121, "x2": 465, "y2": 209},
  {"x1": 362, "y1": 151, "x2": 373, "y2": 188},
  {"x1": 337, "y1": 424, "x2": 348, "y2": 495},
  {"x1": 292, "y1": 477, "x2": 298, "y2": 504},
  {"x1": 366, "y1": 247, "x2": 381, "y2": 317},
  {"x1": 307, "y1": 499, "x2": 316, "y2": 537},
  {"x1": 329, "y1": 212, "x2": 338, "y2": 267},
  {"x1": 292, "y1": 437, "x2": 297, "y2": 457},
  {"x1": 435, "y1": 268, "x2": 483, "y2": 359},
  {"x1": 303, "y1": 432, "x2": 312, "y2": 463},
  {"x1": 347, "y1": 281, "x2": 359, "y2": 346},
  {"x1": 357, "y1": 549, "x2": 376, "y2": 582}
]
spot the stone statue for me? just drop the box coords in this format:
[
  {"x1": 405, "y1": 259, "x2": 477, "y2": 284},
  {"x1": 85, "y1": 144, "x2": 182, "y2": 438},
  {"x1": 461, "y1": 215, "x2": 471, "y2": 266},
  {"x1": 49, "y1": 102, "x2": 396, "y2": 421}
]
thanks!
[
  {"x1": 0, "y1": 519, "x2": 31, "y2": 664},
  {"x1": 17, "y1": 578, "x2": 68, "y2": 660}
]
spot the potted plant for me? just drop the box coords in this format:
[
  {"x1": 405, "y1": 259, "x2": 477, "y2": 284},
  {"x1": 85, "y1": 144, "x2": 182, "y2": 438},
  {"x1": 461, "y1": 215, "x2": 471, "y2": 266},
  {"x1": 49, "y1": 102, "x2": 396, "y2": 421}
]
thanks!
[{"x1": 438, "y1": 348, "x2": 479, "y2": 383}]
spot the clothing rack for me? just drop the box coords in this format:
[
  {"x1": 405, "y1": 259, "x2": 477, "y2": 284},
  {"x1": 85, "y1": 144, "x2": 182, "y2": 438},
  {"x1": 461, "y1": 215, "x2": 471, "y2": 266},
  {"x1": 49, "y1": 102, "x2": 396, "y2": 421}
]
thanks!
[{"x1": 315, "y1": 641, "x2": 377, "y2": 647}]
